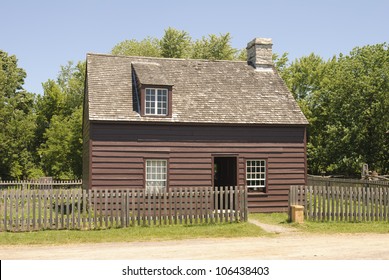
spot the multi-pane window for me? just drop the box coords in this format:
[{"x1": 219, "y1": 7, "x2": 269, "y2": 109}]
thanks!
[
  {"x1": 145, "y1": 88, "x2": 168, "y2": 115},
  {"x1": 145, "y1": 159, "x2": 167, "y2": 193},
  {"x1": 246, "y1": 160, "x2": 266, "y2": 189}
]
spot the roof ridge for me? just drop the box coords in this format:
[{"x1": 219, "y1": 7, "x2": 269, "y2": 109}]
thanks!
[{"x1": 86, "y1": 52, "x2": 247, "y2": 64}]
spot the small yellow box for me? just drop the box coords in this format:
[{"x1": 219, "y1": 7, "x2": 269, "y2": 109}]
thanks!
[{"x1": 291, "y1": 205, "x2": 304, "y2": 223}]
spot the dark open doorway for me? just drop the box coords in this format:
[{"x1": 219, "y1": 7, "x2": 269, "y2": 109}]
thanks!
[
  {"x1": 213, "y1": 156, "x2": 237, "y2": 211},
  {"x1": 213, "y1": 156, "x2": 237, "y2": 187}
]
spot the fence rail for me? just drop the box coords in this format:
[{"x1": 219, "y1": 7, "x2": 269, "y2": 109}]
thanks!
[
  {"x1": 0, "y1": 180, "x2": 82, "y2": 189},
  {"x1": 289, "y1": 185, "x2": 389, "y2": 222},
  {"x1": 0, "y1": 186, "x2": 247, "y2": 232},
  {"x1": 307, "y1": 175, "x2": 389, "y2": 187}
]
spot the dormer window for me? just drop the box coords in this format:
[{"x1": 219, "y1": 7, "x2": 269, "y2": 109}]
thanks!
[
  {"x1": 132, "y1": 63, "x2": 173, "y2": 118},
  {"x1": 145, "y1": 88, "x2": 168, "y2": 115},
  {"x1": 139, "y1": 85, "x2": 172, "y2": 117}
]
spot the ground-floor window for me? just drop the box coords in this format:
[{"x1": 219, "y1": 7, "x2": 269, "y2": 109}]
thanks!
[
  {"x1": 145, "y1": 159, "x2": 167, "y2": 193},
  {"x1": 246, "y1": 159, "x2": 266, "y2": 190}
]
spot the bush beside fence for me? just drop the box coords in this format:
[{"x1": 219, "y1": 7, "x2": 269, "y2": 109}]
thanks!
[{"x1": 0, "y1": 186, "x2": 248, "y2": 232}]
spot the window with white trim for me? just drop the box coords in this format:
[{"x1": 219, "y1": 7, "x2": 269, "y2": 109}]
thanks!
[
  {"x1": 145, "y1": 159, "x2": 167, "y2": 193},
  {"x1": 145, "y1": 88, "x2": 168, "y2": 115},
  {"x1": 246, "y1": 160, "x2": 266, "y2": 189}
]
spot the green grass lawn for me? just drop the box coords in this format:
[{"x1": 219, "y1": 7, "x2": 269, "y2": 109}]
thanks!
[
  {"x1": 0, "y1": 221, "x2": 268, "y2": 246},
  {"x1": 2, "y1": 213, "x2": 389, "y2": 246},
  {"x1": 249, "y1": 213, "x2": 389, "y2": 234}
]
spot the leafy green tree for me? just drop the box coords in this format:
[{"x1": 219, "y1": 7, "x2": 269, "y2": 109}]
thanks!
[
  {"x1": 36, "y1": 61, "x2": 85, "y2": 179},
  {"x1": 280, "y1": 53, "x2": 326, "y2": 100},
  {"x1": 0, "y1": 50, "x2": 41, "y2": 179},
  {"x1": 191, "y1": 33, "x2": 237, "y2": 60},
  {"x1": 111, "y1": 37, "x2": 161, "y2": 57},
  {"x1": 280, "y1": 44, "x2": 389, "y2": 176},
  {"x1": 272, "y1": 52, "x2": 289, "y2": 73},
  {"x1": 322, "y1": 44, "x2": 389, "y2": 175},
  {"x1": 160, "y1": 27, "x2": 191, "y2": 58},
  {"x1": 38, "y1": 107, "x2": 82, "y2": 179},
  {"x1": 112, "y1": 29, "x2": 241, "y2": 61}
]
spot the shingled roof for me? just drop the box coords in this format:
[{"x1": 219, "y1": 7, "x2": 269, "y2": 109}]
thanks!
[{"x1": 85, "y1": 53, "x2": 308, "y2": 125}]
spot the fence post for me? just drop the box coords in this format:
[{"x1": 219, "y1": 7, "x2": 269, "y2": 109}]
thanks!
[
  {"x1": 3, "y1": 190, "x2": 7, "y2": 231},
  {"x1": 209, "y1": 187, "x2": 214, "y2": 223},
  {"x1": 244, "y1": 185, "x2": 248, "y2": 222},
  {"x1": 288, "y1": 186, "x2": 292, "y2": 221}
]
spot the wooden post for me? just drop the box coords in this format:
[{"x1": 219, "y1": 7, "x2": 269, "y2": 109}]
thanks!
[
  {"x1": 199, "y1": 189, "x2": 203, "y2": 224},
  {"x1": 369, "y1": 187, "x2": 373, "y2": 222},
  {"x1": 224, "y1": 186, "x2": 229, "y2": 223},
  {"x1": 3, "y1": 190, "x2": 7, "y2": 231},
  {"x1": 303, "y1": 186, "x2": 308, "y2": 219},
  {"x1": 43, "y1": 190, "x2": 47, "y2": 229},
  {"x1": 163, "y1": 190, "x2": 167, "y2": 226},
  {"x1": 357, "y1": 187, "x2": 362, "y2": 222},
  {"x1": 131, "y1": 190, "x2": 135, "y2": 227},
  {"x1": 54, "y1": 189, "x2": 58, "y2": 229},
  {"x1": 9, "y1": 190, "x2": 13, "y2": 231},
  {"x1": 104, "y1": 190, "x2": 108, "y2": 228},
  {"x1": 330, "y1": 186, "x2": 335, "y2": 221},
  {"x1": 233, "y1": 187, "x2": 238, "y2": 222},
  {"x1": 153, "y1": 188, "x2": 157, "y2": 226},
  {"x1": 38, "y1": 190, "x2": 42, "y2": 229},
  {"x1": 77, "y1": 189, "x2": 81, "y2": 229},
  {"x1": 121, "y1": 191, "x2": 125, "y2": 228},
  {"x1": 214, "y1": 187, "x2": 218, "y2": 223},
  {"x1": 173, "y1": 189, "x2": 177, "y2": 225},
  {"x1": 16, "y1": 189, "x2": 23, "y2": 230},
  {"x1": 32, "y1": 190, "x2": 36, "y2": 231},
  {"x1": 382, "y1": 188, "x2": 389, "y2": 221}
]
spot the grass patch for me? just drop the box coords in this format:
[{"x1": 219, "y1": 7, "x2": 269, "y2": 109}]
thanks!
[
  {"x1": 0, "y1": 222, "x2": 266, "y2": 246},
  {"x1": 249, "y1": 213, "x2": 389, "y2": 234}
]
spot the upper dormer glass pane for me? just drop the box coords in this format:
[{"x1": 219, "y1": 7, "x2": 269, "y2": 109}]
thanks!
[{"x1": 145, "y1": 88, "x2": 168, "y2": 116}]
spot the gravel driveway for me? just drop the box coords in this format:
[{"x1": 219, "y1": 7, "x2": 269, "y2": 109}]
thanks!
[{"x1": 1, "y1": 232, "x2": 389, "y2": 260}]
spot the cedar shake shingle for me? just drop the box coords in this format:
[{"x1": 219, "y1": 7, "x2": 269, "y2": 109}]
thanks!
[{"x1": 86, "y1": 53, "x2": 308, "y2": 125}]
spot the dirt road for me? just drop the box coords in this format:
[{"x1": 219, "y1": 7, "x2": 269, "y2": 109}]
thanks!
[{"x1": 1, "y1": 233, "x2": 389, "y2": 260}]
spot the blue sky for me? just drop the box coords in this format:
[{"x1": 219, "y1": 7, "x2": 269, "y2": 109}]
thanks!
[{"x1": 1, "y1": 0, "x2": 388, "y2": 95}]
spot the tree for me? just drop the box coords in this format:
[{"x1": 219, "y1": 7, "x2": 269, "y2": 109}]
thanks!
[
  {"x1": 111, "y1": 29, "x2": 242, "y2": 61},
  {"x1": 322, "y1": 44, "x2": 389, "y2": 175},
  {"x1": 36, "y1": 61, "x2": 85, "y2": 179},
  {"x1": 0, "y1": 50, "x2": 41, "y2": 179},
  {"x1": 280, "y1": 53, "x2": 326, "y2": 100},
  {"x1": 191, "y1": 33, "x2": 237, "y2": 60},
  {"x1": 272, "y1": 52, "x2": 289, "y2": 73},
  {"x1": 279, "y1": 44, "x2": 389, "y2": 176},
  {"x1": 38, "y1": 107, "x2": 82, "y2": 179},
  {"x1": 160, "y1": 27, "x2": 191, "y2": 58},
  {"x1": 111, "y1": 37, "x2": 161, "y2": 57}
]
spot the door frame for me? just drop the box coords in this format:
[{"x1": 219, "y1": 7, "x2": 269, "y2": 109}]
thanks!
[{"x1": 211, "y1": 154, "x2": 239, "y2": 187}]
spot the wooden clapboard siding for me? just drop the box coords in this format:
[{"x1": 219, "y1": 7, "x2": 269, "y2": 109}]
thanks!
[{"x1": 85, "y1": 122, "x2": 306, "y2": 212}]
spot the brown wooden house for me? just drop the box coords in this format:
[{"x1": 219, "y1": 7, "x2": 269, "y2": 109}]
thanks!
[{"x1": 82, "y1": 38, "x2": 309, "y2": 212}]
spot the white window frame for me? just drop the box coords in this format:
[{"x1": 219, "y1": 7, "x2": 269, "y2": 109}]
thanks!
[
  {"x1": 246, "y1": 160, "x2": 266, "y2": 189},
  {"x1": 145, "y1": 159, "x2": 167, "y2": 193},
  {"x1": 145, "y1": 88, "x2": 168, "y2": 116}
]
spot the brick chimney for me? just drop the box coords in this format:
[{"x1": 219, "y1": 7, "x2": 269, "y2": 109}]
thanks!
[{"x1": 246, "y1": 38, "x2": 273, "y2": 70}]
